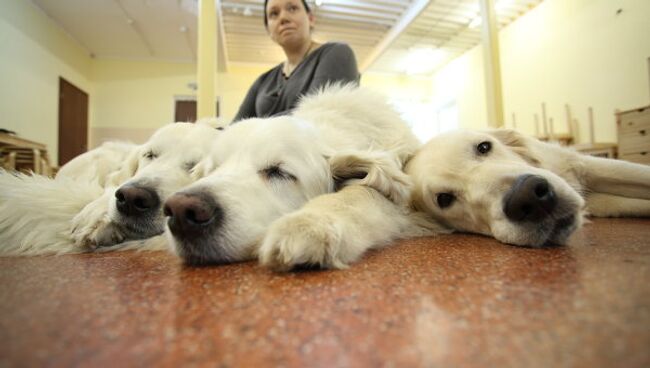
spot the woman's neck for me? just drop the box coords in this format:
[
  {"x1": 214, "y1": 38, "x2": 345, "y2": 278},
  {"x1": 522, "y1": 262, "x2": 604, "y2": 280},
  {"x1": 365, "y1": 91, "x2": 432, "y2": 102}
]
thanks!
[
  {"x1": 283, "y1": 41, "x2": 315, "y2": 76},
  {"x1": 285, "y1": 40, "x2": 313, "y2": 65}
]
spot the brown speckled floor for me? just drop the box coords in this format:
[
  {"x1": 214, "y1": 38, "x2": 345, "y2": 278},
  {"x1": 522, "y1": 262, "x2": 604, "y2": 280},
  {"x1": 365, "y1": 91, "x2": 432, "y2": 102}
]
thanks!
[{"x1": 1, "y1": 218, "x2": 649, "y2": 367}]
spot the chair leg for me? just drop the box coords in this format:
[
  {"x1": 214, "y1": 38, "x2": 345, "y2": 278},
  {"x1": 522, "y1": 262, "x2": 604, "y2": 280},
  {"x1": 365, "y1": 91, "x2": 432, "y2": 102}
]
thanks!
[
  {"x1": 1, "y1": 152, "x2": 16, "y2": 171},
  {"x1": 9, "y1": 152, "x2": 16, "y2": 170},
  {"x1": 33, "y1": 149, "x2": 41, "y2": 174},
  {"x1": 41, "y1": 157, "x2": 51, "y2": 177}
]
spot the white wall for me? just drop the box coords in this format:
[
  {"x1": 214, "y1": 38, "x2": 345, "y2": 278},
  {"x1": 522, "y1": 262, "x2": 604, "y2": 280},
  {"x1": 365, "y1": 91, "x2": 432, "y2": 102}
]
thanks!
[
  {"x1": 89, "y1": 61, "x2": 271, "y2": 147},
  {"x1": 0, "y1": 0, "x2": 93, "y2": 164},
  {"x1": 433, "y1": 0, "x2": 650, "y2": 143}
]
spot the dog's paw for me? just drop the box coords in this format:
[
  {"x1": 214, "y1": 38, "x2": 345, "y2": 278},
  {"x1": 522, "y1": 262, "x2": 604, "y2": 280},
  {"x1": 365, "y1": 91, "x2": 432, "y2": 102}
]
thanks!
[
  {"x1": 71, "y1": 219, "x2": 124, "y2": 250},
  {"x1": 70, "y1": 201, "x2": 123, "y2": 250},
  {"x1": 258, "y1": 212, "x2": 348, "y2": 272}
]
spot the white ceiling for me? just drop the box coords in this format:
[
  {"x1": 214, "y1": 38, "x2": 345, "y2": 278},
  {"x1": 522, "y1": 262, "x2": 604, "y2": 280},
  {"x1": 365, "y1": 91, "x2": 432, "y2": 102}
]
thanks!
[{"x1": 31, "y1": 0, "x2": 543, "y2": 75}]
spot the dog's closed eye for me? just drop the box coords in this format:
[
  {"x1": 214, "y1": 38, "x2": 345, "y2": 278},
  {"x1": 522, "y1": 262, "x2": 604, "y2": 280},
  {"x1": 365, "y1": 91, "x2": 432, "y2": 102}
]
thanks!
[
  {"x1": 184, "y1": 161, "x2": 197, "y2": 172},
  {"x1": 143, "y1": 150, "x2": 158, "y2": 160},
  {"x1": 436, "y1": 193, "x2": 456, "y2": 209},
  {"x1": 476, "y1": 141, "x2": 492, "y2": 155},
  {"x1": 260, "y1": 165, "x2": 297, "y2": 181}
]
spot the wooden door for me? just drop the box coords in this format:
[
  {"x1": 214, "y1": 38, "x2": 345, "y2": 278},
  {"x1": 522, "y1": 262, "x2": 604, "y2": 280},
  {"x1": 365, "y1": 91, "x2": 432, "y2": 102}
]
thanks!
[
  {"x1": 175, "y1": 100, "x2": 197, "y2": 122},
  {"x1": 58, "y1": 77, "x2": 88, "y2": 166},
  {"x1": 174, "y1": 99, "x2": 220, "y2": 122}
]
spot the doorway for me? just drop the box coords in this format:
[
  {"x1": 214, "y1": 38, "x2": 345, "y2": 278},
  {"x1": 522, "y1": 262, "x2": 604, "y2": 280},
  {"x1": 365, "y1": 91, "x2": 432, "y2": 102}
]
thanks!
[
  {"x1": 174, "y1": 96, "x2": 220, "y2": 123},
  {"x1": 175, "y1": 100, "x2": 197, "y2": 122},
  {"x1": 58, "y1": 77, "x2": 88, "y2": 166}
]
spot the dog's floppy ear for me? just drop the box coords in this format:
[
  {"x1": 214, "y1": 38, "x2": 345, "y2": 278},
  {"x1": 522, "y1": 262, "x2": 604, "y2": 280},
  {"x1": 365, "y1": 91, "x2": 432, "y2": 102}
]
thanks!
[
  {"x1": 328, "y1": 150, "x2": 412, "y2": 206},
  {"x1": 408, "y1": 180, "x2": 433, "y2": 213},
  {"x1": 195, "y1": 117, "x2": 229, "y2": 131},
  {"x1": 190, "y1": 157, "x2": 216, "y2": 180},
  {"x1": 488, "y1": 129, "x2": 541, "y2": 166},
  {"x1": 105, "y1": 148, "x2": 141, "y2": 186}
]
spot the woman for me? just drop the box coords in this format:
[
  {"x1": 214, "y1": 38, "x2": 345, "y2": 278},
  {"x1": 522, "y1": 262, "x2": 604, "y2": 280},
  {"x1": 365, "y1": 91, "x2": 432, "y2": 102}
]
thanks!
[{"x1": 233, "y1": 0, "x2": 360, "y2": 121}]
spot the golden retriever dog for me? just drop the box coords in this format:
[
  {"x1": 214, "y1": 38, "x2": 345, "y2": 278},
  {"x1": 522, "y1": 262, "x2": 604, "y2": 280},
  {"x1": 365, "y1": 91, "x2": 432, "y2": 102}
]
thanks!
[
  {"x1": 0, "y1": 119, "x2": 225, "y2": 255},
  {"x1": 56, "y1": 141, "x2": 137, "y2": 186},
  {"x1": 406, "y1": 129, "x2": 650, "y2": 247},
  {"x1": 164, "y1": 85, "x2": 443, "y2": 270}
]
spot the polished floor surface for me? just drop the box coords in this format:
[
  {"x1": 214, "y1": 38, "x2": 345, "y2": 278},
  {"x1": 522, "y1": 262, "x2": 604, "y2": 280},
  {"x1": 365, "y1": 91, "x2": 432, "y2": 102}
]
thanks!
[{"x1": 1, "y1": 218, "x2": 649, "y2": 367}]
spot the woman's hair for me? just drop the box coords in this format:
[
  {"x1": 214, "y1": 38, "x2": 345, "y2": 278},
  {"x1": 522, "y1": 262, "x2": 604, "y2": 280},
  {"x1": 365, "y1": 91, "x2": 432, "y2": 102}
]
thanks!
[{"x1": 264, "y1": 0, "x2": 311, "y2": 28}]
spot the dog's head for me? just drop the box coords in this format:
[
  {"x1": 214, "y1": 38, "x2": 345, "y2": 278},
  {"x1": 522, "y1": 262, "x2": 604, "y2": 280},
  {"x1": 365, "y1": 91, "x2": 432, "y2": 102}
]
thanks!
[
  {"x1": 98, "y1": 120, "x2": 225, "y2": 245},
  {"x1": 164, "y1": 116, "x2": 411, "y2": 266},
  {"x1": 406, "y1": 129, "x2": 585, "y2": 247}
]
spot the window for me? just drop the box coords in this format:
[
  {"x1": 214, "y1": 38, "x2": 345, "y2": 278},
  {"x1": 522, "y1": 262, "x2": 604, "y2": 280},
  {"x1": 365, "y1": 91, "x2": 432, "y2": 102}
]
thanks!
[
  {"x1": 390, "y1": 98, "x2": 459, "y2": 143},
  {"x1": 436, "y1": 100, "x2": 459, "y2": 134}
]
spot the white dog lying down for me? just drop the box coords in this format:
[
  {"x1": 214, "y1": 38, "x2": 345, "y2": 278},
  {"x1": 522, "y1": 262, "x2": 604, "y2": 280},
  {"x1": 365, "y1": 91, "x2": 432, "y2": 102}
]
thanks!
[
  {"x1": 164, "y1": 85, "x2": 444, "y2": 269},
  {"x1": 406, "y1": 129, "x2": 650, "y2": 247},
  {"x1": 0, "y1": 119, "x2": 225, "y2": 255},
  {"x1": 56, "y1": 141, "x2": 136, "y2": 186}
]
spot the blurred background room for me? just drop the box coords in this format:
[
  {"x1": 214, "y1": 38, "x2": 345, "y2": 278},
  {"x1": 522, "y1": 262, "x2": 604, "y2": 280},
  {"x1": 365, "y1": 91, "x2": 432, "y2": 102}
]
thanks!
[{"x1": 1, "y1": 0, "x2": 649, "y2": 171}]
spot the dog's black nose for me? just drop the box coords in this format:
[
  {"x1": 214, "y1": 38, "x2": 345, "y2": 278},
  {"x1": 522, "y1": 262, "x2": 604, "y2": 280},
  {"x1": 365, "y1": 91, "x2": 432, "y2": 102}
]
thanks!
[
  {"x1": 503, "y1": 175, "x2": 556, "y2": 222},
  {"x1": 115, "y1": 185, "x2": 160, "y2": 216},
  {"x1": 164, "y1": 192, "x2": 222, "y2": 239}
]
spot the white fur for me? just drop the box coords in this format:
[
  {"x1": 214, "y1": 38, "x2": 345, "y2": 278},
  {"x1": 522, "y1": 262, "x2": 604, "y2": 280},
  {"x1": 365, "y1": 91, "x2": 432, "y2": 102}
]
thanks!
[
  {"x1": 406, "y1": 129, "x2": 650, "y2": 247},
  {"x1": 0, "y1": 119, "x2": 226, "y2": 256},
  {"x1": 56, "y1": 141, "x2": 136, "y2": 187},
  {"x1": 0, "y1": 171, "x2": 102, "y2": 255},
  {"x1": 167, "y1": 85, "x2": 444, "y2": 269},
  {"x1": 259, "y1": 185, "x2": 446, "y2": 271}
]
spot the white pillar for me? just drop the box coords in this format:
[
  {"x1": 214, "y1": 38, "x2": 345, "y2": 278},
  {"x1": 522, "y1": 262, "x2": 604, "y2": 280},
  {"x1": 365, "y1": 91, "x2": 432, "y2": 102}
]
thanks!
[
  {"x1": 479, "y1": 0, "x2": 504, "y2": 128},
  {"x1": 197, "y1": 0, "x2": 217, "y2": 119}
]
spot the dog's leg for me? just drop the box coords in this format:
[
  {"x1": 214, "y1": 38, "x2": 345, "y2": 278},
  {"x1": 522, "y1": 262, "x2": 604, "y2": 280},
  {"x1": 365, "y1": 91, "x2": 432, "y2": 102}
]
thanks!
[
  {"x1": 586, "y1": 192, "x2": 650, "y2": 217},
  {"x1": 95, "y1": 234, "x2": 169, "y2": 253},
  {"x1": 258, "y1": 185, "x2": 446, "y2": 271},
  {"x1": 579, "y1": 155, "x2": 650, "y2": 199}
]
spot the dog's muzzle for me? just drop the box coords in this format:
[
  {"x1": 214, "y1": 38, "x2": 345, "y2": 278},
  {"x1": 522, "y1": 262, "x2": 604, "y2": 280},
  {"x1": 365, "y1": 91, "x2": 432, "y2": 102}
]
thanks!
[
  {"x1": 115, "y1": 184, "x2": 160, "y2": 217},
  {"x1": 164, "y1": 192, "x2": 223, "y2": 240},
  {"x1": 503, "y1": 175, "x2": 557, "y2": 222}
]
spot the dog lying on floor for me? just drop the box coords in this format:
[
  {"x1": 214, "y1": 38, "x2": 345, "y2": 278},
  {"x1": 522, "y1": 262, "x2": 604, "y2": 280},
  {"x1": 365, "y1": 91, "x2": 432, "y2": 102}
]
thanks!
[
  {"x1": 56, "y1": 141, "x2": 136, "y2": 186},
  {"x1": 0, "y1": 119, "x2": 225, "y2": 255},
  {"x1": 406, "y1": 129, "x2": 650, "y2": 247},
  {"x1": 164, "y1": 84, "x2": 444, "y2": 270}
]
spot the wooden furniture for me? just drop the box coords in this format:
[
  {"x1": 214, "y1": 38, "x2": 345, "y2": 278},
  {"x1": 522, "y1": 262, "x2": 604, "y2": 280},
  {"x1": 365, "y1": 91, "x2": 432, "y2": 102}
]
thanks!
[
  {"x1": 1, "y1": 151, "x2": 16, "y2": 170},
  {"x1": 0, "y1": 133, "x2": 53, "y2": 175},
  {"x1": 537, "y1": 133, "x2": 574, "y2": 146},
  {"x1": 570, "y1": 106, "x2": 618, "y2": 158},
  {"x1": 573, "y1": 142, "x2": 617, "y2": 159},
  {"x1": 617, "y1": 105, "x2": 650, "y2": 164}
]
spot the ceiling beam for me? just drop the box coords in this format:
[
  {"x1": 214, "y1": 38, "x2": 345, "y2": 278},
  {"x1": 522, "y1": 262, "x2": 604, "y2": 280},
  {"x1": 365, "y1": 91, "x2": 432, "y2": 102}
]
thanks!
[{"x1": 359, "y1": 0, "x2": 431, "y2": 72}]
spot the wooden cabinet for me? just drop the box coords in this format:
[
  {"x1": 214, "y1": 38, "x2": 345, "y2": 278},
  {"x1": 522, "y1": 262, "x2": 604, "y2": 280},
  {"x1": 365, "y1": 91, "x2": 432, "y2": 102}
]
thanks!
[{"x1": 617, "y1": 105, "x2": 650, "y2": 164}]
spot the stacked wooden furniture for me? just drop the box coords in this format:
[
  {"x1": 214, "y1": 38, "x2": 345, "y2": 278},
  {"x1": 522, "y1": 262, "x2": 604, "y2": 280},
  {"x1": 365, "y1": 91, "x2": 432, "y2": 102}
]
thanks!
[
  {"x1": 571, "y1": 107, "x2": 617, "y2": 158},
  {"x1": 572, "y1": 142, "x2": 617, "y2": 158},
  {"x1": 0, "y1": 133, "x2": 53, "y2": 176},
  {"x1": 529, "y1": 104, "x2": 617, "y2": 158},
  {"x1": 616, "y1": 105, "x2": 650, "y2": 164},
  {"x1": 538, "y1": 133, "x2": 574, "y2": 146}
]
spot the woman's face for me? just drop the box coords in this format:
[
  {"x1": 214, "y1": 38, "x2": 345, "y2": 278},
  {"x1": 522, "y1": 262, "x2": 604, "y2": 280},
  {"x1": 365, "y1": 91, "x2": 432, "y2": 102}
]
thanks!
[{"x1": 266, "y1": 0, "x2": 314, "y2": 48}]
